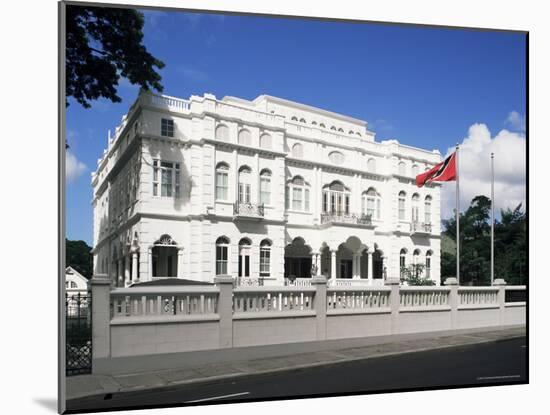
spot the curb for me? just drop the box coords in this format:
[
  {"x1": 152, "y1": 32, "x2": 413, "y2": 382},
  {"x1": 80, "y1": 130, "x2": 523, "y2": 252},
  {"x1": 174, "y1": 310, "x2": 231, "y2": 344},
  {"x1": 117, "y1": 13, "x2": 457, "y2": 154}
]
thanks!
[{"x1": 67, "y1": 331, "x2": 525, "y2": 401}]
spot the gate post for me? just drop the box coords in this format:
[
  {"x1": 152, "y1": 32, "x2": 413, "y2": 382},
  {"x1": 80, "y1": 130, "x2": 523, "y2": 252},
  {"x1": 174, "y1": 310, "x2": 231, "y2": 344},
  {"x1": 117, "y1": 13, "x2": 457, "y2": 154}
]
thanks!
[
  {"x1": 493, "y1": 278, "x2": 507, "y2": 326},
  {"x1": 385, "y1": 277, "x2": 401, "y2": 334},
  {"x1": 444, "y1": 277, "x2": 459, "y2": 329},
  {"x1": 89, "y1": 274, "x2": 111, "y2": 370},
  {"x1": 312, "y1": 276, "x2": 327, "y2": 340},
  {"x1": 215, "y1": 275, "x2": 234, "y2": 348}
]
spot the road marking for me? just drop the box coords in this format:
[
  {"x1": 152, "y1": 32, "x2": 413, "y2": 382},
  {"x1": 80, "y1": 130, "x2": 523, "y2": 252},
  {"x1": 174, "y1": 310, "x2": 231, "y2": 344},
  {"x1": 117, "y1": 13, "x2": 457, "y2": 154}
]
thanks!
[
  {"x1": 186, "y1": 392, "x2": 250, "y2": 403},
  {"x1": 476, "y1": 375, "x2": 521, "y2": 381}
]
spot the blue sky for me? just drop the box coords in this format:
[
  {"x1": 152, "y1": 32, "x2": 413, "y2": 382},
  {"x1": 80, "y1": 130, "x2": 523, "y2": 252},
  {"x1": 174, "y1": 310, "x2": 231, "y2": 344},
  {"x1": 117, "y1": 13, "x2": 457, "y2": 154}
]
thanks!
[{"x1": 66, "y1": 9, "x2": 526, "y2": 245}]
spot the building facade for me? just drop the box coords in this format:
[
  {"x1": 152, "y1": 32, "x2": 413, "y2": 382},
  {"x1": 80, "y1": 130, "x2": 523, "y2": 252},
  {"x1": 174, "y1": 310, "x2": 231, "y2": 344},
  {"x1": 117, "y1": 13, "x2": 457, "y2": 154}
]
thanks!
[{"x1": 91, "y1": 92, "x2": 442, "y2": 287}]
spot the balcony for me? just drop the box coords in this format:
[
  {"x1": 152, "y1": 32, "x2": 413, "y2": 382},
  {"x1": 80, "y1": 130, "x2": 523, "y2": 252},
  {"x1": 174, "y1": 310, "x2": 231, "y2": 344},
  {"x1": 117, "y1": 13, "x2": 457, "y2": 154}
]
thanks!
[
  {"x1": 320, "y1": 213, "x2": 374, "y2": 227},
  {"x1": 233, "y1": 202, "x2": 265, "y2": 220},
  {"x1": 410, "y1": 221, "x2": 432, "y2": 235}
]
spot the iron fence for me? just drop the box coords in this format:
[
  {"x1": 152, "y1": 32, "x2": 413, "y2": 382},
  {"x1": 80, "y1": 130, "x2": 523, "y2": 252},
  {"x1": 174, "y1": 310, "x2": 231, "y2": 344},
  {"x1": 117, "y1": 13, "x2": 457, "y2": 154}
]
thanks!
[{"x1": 65, "y1": 292, "x2": 92, "y2": 376}]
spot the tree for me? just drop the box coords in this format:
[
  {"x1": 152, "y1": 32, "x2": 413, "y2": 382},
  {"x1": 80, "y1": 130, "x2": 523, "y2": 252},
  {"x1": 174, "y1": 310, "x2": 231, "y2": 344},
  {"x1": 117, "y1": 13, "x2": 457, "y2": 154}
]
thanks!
[
  {"x1": 66, "y1": 239, "x2": 93, "y2": 279},
  {"x1": 400, "y1": 264, "x2": 435, "y2": 286},
  {"x1": 66, "y1": 5, "x2": 165, "y2": 108}
]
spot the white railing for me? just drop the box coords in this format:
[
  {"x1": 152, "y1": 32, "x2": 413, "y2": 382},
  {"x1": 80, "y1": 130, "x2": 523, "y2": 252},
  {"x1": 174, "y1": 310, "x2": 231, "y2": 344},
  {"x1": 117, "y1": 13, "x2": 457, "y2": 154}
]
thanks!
[
  {"x1": 329, "y1": 279, "x2": 375, "y2": 287},
  {"x1": 147, "y1": 92, "x2": 190, "y2": 111},
  {"x1": 400, "y1": 286, "x2": 451, "y2": 308},
  {"x1": 284, "y1": 278, "x2": 313, "y2": 287},
  {"x1": 110, "y1": 286, "x2": 219, "y2": 319},
  {"x1": 410, "y1": 221, "x2": 432, "y2": 234},
  {"x1": 327, "y1": 287, "x2": 391, "y2": 311},
  {"x1": 233, "y1": 286, "x2": 315, "y2": 313},
  {"x1": 458, "y1": 287, "x2": 499, "y2": 307},
  {"x1": 235, "y1": 277, "x2": 265, "y2": 287}
]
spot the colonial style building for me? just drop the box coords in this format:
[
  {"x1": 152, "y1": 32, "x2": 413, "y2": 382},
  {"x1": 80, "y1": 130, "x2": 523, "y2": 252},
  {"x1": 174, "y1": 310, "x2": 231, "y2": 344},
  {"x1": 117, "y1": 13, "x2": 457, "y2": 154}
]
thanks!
[{"x1": 91, "y1": 92, "x2": 442, "y2": 287}]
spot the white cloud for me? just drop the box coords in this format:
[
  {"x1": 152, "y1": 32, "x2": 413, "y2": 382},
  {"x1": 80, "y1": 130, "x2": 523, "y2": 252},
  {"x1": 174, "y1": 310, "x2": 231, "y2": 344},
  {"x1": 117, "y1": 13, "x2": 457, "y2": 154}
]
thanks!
[
  {"x1": 66, "y1": 150, "x2": 87, "y2": 184},
  {"x1": 504, "y1": 110, "x2": 526, "y2": 132},
  {"x1": 440, "y1": 122, "x2": 526, "y2": 220}
]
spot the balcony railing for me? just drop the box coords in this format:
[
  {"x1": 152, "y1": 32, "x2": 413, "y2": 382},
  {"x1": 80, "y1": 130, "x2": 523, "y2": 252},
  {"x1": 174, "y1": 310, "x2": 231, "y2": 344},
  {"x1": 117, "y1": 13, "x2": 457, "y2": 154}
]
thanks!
[
  {"x1": 410, "y1": 221, "x2": 432, "y2": 235},
  {"x1": 233, "y1": 202, "x2": 265, "y2": 218},
  {"x1": 320, "y1": 212, "x2": 373, "y2": 226}
]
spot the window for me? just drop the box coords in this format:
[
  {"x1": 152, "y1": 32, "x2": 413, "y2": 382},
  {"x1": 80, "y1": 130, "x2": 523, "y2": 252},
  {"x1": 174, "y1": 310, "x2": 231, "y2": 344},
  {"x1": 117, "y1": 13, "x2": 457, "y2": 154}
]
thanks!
[
  {"x1": 398, "y1": 161, "x2": 406, "y2": 176},
  {"x1": 328, "y1": 151, "x2": 345, "y2": 165},
  {"x1": 400, "y1": 249, "x2": 407, "y2": 269},
  {"x1": 367, "y1": 158, "x2": 376, "y2": 173},
  {"x1": 412, "y1": 193, "x2": 420, "y2": 223},
  {"x1": 260, "y1": 239, "x2": 271, "y2": 277},
  {"x1": 215, "y1": 124, "x2": 229, "y2": 141},
  {"x1": 291, "y1": 143, "x2": 303, "y2": 158},
  {"x1": 259, "y1": 133, "x2": 272, "y2": 149},
  {"x1": 398, "y1": 191, "x2": 406, "y2": 221},
  {"x1": 330, "y1": 126, "x2": 337, "y2": 131},
  {"x1": 215, "y1": 237, "x2": 229, "y2": 275},
  {"x1": 69, "y1": 281, "x2": 77, "y2": 288},
  {"x1": 215, "y1": 162, "x2": 229, "y2": 200},
  {"x1": 425, "y1": 196, "x2": 432, "y2": 224},
  {"x1": 338, "y1": 127, "x2": 344, "y2": 132},
  {"x1": 238, "y1": 166, "x2": 252, "y2": 204},
  {"x1": 260, "y1": 169, "x2": 271, "y2": 205},
  {"x1": 312, "y1": 121, "x2": 318, "y2": 126},
  {"x1": 238, "y1": 129, "x2": 251, "y2": 146},
  {"x1": 319, "y1": 123, "x2": 326, "y2": 128},
  {"x1": 291, "y1": 116, "x2": 298, "y2": 121},
  {"x1": 299, "y1": 118, "x2": 306, "y2": 123},
  {"x1": 153, "y1": 160, "x2": 180, "y2": 198},
  {"x1": 152, "y1": 234, "x2": 178, "y2": 278},
  {"x1": 238, "y1": 238, "x2": 251, "y2": 278},
  {"x1": 426, "y1": 250, "x2": 432, "y2": 278},
  {"x1": 412, "y1": 164, "x2": 419, "y2": 177},
  {"x1": 161, "y1": 118, "x2": 174, "y2": 137},
  {"x1": 287, "y1": 176, "x2": 310, "y2": 212},
  {"x1": 322, "y1": 181, "x2": 351, "y2": 215},
  {"x1": 349, "y1": 130, "x2": 354, "y2": 135},
  {"x1": 362, "y1": 188, "x2": 381, "y2": 220}
]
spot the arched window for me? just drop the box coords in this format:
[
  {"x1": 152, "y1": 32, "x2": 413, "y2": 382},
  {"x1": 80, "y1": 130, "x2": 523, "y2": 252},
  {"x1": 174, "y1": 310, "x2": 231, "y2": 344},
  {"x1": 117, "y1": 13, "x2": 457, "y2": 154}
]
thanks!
[
  {"x1": 152, "y1": 235, "x2": 178, "y2": 278},
  {"x1": 426, "y1": 250, "x2": 433, "y2": 278},
  {"x1": 400, "y1": 248, "x2": 407, "y2": 270},
  {"x1": 260, "y1": 239, "x2": 272, "y2": 277},
  {"x1": 413, "y1": 249, "x2": 421, "y2": 277},
  {"x1": 424, "y1": 196, "x2": 432, "y2": 224},
  {"x1": 291, "y1": 116, "x2": 298, "y2": 121},
  {"x1": 412, "y1": 164, "x2": 419, "y2": 177},
  {"x1": 215, "y1": 124, "x2": 229, "y2": 141},
  {"x1": 362, "y1": 188, "x2": 381, "y2": 220},
  {"x1": 238, "y1": 166, "x2": 252, "y2": 204},
  {"x1": 299, "y1": 118, "x2": 306, "y2": 123},
  {"x1": 238, "y1": 129, "x2": 251, "y2": 146},
  {"x1": 398, "y1": 191, "x2": 407, "y2": 221},
  {"x1": 312, "y1": 121, "x2": 318, "y2": 126},
  {"x1": 349, "y1": 130, "x2": 354, "y2": 135},
  {"x1": 338, "y1": 127, "x2": 344, "y2": 132},
  {"x1": 238, "y1": 238, "x2": 252, "y2": 278},
  {"x1": 412, "y1": 193, "x2": 420, "y2": 223},
  {"x1": 259, "y1": 133, "x2": 272, "y2": 149},
  {"x1": 260, "y1": 169, "x2": 271, "y2": 205},
  {"x1": 291, "y1": 143, "x2": 304, "y2": 158},
  {"x1": 330, "y1": 126, "x2": 337, "y2": 131},
  {"x1": 322, "y1": 181, "x2": 351, "y2": 216},
  {"x1": 286, "y1": 176, "x2": 310, "y2": 212},
  {"x1": 215, "y1": 162, "x2": 229, "y2": 200},
  {"x1": 398, "y1": 161, "x2": 406, "y2": 176},
  {"x1": 319, "y1": 123, "x2": 326, "y2": 128},
  {"x1": 215, "y1": 236, "x2": 229, "y2": 275},
  {"x1": 367, "y1": 158, "x2": 376, "y2": 173},
  {"x1": 328, "y1": 151, "x2": 345, "y2": 165},
  {"x1": 356, "y1": 132, "x2": 362, "y2": 137}
]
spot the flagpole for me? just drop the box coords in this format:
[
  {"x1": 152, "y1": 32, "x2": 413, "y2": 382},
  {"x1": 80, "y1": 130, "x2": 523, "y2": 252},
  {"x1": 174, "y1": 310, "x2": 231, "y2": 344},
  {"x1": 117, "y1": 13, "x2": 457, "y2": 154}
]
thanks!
[
  {"x1": 491, "y1": 152, "x2": 494, "y2": 285},
  {"x1": 456, "y1": 144, "x2": 460, "y2": 285}
]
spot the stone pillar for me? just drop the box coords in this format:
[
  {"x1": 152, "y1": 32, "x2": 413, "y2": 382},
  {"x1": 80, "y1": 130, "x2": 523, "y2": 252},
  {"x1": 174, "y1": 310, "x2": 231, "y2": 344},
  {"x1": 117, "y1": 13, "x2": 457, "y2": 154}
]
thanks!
[
  {"x1": 131, "y1": 251, "x2": 139, "y2": 282},
  {"x1": 330, "y1": 250, "x2": 337, "y2": 280},
  {"x1": 148, "y1": 247, "x2": 153, "y2": 280},
  {"x1": 385, "y1": 277, "x2": 400, "y2": 334},
  {"x1": 124, "y1": 255, "x2": 131, "y2": 286},
  {"x1": 493, "y1": 278, "x2": 507, "y2": 326},
  {"x1": 118, "y1": 259, "x2": 124, "y2": 287},
  {"x1": 177, "y1": 248, "x2": 185, "y2": 279},
  {"x1": 356, "y1": 253, "x2": 362, "y2": 279},
  {"x1": 368, "y1": 251, "x2": 374, "y2": 282},
  {"x1": 382, "y1": 256, "x2": 388, "y2": 280},
  {"x1": 90, "y1": 274, "x2": 111, "y2": 369},
  {"x1": 315, "y1": 253, "x2": 321, "y2": 276},
  {"x1": 445, "y1": 277, "x2": 459, "y2": 329},
  {"x1": 215, "y1": 275, "x2": 234, "y2": 348},
  {"x1": 311, "y1": 253, "x2": 318, "y2": 276},
  {"x1": 311, "y1": 276, "x2": 327, "y2": 340}
]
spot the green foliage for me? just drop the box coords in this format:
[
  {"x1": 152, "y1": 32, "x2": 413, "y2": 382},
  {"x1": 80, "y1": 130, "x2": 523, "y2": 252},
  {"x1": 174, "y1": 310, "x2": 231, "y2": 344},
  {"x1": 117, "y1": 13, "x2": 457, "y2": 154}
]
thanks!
[
  {"x1": 442, "y1": 197, "x2": 526, "y2": 285},
  {"x1": 66, "y1": 5, "x2": 165, "y2": 108},
  {"x1": 66, "y1": 239, "x2": 93, "y2": 279},
  {"x1": 400, "y1": 264, "x2": 436, "y2": 286}
]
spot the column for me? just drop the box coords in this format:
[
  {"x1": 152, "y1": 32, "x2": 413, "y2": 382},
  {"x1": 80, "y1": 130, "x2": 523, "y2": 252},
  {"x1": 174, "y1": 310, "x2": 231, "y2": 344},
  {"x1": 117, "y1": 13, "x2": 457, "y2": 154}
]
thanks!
[
  {"x1": 311, "y1": 252, "x2": 318, "y2": 276},
  {"x1": 352, "y1": 254, "x2": 358, "y2": 279},
  {"x1": 148, "y1": 247, "x2": 153, "y2": 280},
  {"x1": 382, "y1": 256, "x2": 387, "y2": 280},
  {"x1": 356, "y1": 252, "x2": 362, "y2": 279},
  {"x1": 124, "y1": 255, "x2": 130, "y2": 286},
  {"x1": 131, "y1": 251, "x2": 138, "y2": 282},
  {"x1": 331, "y1": 250, "x2": 337, "y2": 280},
  {"x1": 118, "y1": 259, "x2": 124, "y2": 287},
  {"x1": 368, "y1": 251, "x2": 374, "y2": 282},
  {"x1": 177, "y1": 248, "x2": 185, "y2": 279},
  {"x1": 316, "y1": 253, "x2": 321, "y2": 276}
]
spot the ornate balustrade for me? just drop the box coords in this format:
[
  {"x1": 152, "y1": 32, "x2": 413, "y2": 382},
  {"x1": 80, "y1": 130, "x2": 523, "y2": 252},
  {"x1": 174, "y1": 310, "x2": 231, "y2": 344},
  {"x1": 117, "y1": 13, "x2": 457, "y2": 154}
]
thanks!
[
  {"x1": 320, "y1": 212, "x2": 373, "y2": 226},
  {"x1": 145, "y1": 92, "x2": 191, "y2": 111},
  {"x1": 327, "y1": 287, "x2": 391, "y2": 311},
  {"x1": 410, "y1": 221, "x2": 432, "y2": 234},
  {"x1": 284, "y1": 278, "x2": 313, "y2": 287},
  {"x1": 233, "y1": 202, "x2": 265, "y2": 218},
  {"x1": 458, "y1": 287, "x2": 499, "y2": 307},
  {"x1": 400, "y1": 286, "x2": 451, "y2": 309},
  {"x1": 233, "y1": 287, "x2": 315, "y2": 313}
]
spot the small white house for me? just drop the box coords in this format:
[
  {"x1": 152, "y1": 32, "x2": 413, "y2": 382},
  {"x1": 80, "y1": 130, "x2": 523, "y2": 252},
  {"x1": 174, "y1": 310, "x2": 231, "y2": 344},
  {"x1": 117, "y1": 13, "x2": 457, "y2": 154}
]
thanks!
[{"x1": 65, "y1": 266, "x2": 88, "y2": 295}]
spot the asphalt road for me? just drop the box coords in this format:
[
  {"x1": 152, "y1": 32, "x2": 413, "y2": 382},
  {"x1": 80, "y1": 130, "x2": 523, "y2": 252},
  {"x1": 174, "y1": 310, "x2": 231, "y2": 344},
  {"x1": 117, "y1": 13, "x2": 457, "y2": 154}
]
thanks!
[{"x1": 67, "y1": 337, "x2": 527, "y2": 413}]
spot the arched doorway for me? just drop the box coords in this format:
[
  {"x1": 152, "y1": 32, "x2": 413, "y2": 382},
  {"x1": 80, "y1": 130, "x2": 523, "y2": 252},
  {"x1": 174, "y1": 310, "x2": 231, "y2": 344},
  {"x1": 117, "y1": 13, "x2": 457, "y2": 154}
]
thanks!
[
  {"x1": 238, "y1": 238, "x2": 252, "y2": 278},
  {"x1": 373, "y1": 249, "x2": 384, "y2": 280},
  {"x1": 152, "y1": 234, "x2": 178, "y2": 278},
  {"x1": 284, "y1": 237, "x2": 312, "y2": 279}
]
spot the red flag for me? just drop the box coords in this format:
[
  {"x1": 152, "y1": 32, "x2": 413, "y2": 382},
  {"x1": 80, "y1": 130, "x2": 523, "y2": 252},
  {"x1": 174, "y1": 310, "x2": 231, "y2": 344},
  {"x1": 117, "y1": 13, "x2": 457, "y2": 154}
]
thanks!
[{"x1": 416, "y1": 151, "x2": 457, "y2": 187}]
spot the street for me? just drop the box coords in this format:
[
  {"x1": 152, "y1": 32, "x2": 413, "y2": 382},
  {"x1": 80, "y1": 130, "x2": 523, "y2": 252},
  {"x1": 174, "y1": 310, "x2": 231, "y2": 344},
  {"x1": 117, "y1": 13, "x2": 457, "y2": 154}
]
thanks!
[{"x1": 66, "y1": 337, "x2": 527, "y2": 413}]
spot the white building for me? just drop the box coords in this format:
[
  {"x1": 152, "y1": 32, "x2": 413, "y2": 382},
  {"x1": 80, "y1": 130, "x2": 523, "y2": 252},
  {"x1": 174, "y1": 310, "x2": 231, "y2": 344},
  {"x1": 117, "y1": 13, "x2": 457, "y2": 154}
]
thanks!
[
  {"x1": 65, "y1": 266, "x2": 88, "y2": 294},
  {"x1": 91, "y1": 92, "x2": 442, "y2": 287}
]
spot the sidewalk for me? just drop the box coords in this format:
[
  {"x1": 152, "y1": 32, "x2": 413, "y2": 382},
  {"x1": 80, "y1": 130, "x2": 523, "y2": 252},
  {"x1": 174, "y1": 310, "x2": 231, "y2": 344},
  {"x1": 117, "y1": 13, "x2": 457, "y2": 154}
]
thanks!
[{"x1": 66, "y1": 325, "x2": 526, "y2": 401}]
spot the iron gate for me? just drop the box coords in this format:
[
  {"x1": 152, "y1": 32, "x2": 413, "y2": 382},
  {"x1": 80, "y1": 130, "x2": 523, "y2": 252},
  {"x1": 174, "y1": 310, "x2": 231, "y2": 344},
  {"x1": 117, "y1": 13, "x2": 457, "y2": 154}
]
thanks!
[{"x1": 66, "y1": 292, "x2": 92, "y2": 376}]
